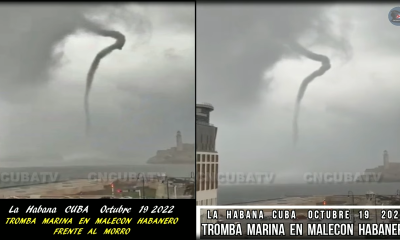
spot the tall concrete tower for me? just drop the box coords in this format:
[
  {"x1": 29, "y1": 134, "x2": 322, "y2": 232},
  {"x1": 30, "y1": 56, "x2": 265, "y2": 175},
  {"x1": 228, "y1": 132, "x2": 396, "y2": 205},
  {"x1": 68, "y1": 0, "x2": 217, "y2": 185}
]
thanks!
[
  {"x1": 196, "y1": 102, "x2": 219, "y2": 223},
  {"x1": 196, "y1": 103, "x2": 217, "y2": 152},
  {"x1": 176, "y1": 131, "x2": 183, "y2": 151},
  {"x1": 384, "y1": 150, "x2": 389, "y2": 169}
]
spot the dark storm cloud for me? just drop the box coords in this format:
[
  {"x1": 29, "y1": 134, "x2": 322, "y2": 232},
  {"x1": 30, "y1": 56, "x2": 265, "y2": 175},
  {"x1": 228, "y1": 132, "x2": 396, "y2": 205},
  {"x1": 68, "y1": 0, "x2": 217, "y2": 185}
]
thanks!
[
  {"x1": 197, "y1": 5, "x2": 350, "y2": 116},
  {"x1": 144, "y1": 4, "x2": 194, "y2": 33},
  {"x1": 197, "y1": 4, "x2": 400, "y2": 182},
  {"x1": 0, "y1": 4, "x2": 194, "y2": 164},
  {"x1": 0, "y1": 4, "x2": 149, "y2": 102},
  {"x1": 0, "y1": 5, "x2": 87, "y2": 101}
]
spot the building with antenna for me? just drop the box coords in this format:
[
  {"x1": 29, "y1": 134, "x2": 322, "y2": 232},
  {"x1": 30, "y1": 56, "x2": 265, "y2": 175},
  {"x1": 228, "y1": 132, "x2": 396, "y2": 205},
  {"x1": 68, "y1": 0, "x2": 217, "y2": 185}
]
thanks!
[{"x1": 196, "y1": 103, "x2": 218, "y2": 222}]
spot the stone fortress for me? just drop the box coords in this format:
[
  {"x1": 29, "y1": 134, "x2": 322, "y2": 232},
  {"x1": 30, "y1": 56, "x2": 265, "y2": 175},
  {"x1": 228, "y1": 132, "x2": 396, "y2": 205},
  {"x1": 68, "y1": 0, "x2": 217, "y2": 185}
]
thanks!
[
  {"x1": 363, "y1": 150, "x2": 400, "y2": 182},
  {"x1": 147, "y1": 131, "x2": 194, "y2": 164}
]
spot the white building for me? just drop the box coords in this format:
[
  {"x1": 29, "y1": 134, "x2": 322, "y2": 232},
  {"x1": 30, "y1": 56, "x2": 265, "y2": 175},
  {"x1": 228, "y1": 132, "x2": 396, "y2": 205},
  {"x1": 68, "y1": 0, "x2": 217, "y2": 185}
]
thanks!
[{"x1": 196, "y1": 103, "x2": 218, "y2": 223}]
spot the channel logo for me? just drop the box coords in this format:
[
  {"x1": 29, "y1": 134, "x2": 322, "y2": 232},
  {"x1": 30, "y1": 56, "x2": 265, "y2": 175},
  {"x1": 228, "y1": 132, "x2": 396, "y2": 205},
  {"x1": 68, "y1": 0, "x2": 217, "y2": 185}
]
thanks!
[
  {"x1": 197, "y1": 172, "x2": 275, "y2": 185},
  {"x1": 388, "y1": 7, "x2": 400, "y2": 26},
  {"x1": 304, "y1": 172, "x2": 382, "y2": 184}
]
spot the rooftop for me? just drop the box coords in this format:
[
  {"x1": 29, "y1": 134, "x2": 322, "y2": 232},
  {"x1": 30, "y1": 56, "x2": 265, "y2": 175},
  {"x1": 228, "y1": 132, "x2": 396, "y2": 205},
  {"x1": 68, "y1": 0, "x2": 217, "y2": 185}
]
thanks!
[{"x1": 196, "y1": 102, "x2": 214, "y2": 111}]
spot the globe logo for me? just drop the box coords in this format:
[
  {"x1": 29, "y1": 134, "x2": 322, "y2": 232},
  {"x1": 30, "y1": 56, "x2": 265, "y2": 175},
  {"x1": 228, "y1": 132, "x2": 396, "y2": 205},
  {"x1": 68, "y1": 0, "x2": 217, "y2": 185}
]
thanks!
[{"x1": 388, "y1": 7, "x2": 400, "y2": 26}]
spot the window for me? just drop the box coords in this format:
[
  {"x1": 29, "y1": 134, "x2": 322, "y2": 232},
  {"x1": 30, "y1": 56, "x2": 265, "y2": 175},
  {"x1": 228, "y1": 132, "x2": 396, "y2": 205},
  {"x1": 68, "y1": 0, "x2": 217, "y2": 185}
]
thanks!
[
  {"x1": 196, "y1": 163, "x2": 200, "y2": 191},
  {"x1": 211, "y1": 164, "x2": 215, "y2": 189},
  {"x1": 215, "y1": 164, "x2": 218, "y2": 189},
  {"x1": 211, "y1": 155, "x2": 214, "y2": 162},
  {"x1": 202, "y1": 154, "x2": 205, "y2": 162},
  {"x1": 206, "y1": 164, "x2": 210, "y2": 190},
  {"x1": 206, "y1": 164, "x2": 211, "y2": 190},
  {"x1": 201, "y1": 163, "x2": 205, "y2": 191},
  {"x1": 196, "y1": 154, "x2": 200, "y2": 162},
  {"x1": 207, "y1": 154, "x2": 210, "y2": 162},
  {"x1": 206, "y1": 199, "x2": 208, "y2": 205}
]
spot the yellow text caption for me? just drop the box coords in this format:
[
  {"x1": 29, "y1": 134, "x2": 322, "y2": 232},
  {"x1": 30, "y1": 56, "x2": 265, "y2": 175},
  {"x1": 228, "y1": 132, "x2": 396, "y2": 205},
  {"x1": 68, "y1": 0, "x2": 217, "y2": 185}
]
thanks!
[
  {"x1": 6, "y1": 217, "x2": 36, "y2": 224},
  {"x1": 137, "y1": 217, "x2": 179, "y2": 224},
  {"x1": 103, "y1": 228, "x2": 131, "y2": 235},
  {"x1": 42, "y1": 218, "x2": 72, "y2": 224},
  {"x1": 94, "y1": 218, "x2": 132, "y2": 224},
  {"x1": 79, "y1": 217, "x2": 90, "y2": 224},
  {"x1": 53, "y1": 228, "x2": 84, "y2": 235}
]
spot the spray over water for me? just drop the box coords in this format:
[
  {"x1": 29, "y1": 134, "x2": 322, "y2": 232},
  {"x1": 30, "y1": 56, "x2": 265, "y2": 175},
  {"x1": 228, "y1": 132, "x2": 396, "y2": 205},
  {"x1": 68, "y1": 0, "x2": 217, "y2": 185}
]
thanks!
[
  {"x1": 290, "y1": 42, "x2": 331, "y2": 146},
  {"x1": 83, "y1": 28, "x2": 126, "y2": 136}
]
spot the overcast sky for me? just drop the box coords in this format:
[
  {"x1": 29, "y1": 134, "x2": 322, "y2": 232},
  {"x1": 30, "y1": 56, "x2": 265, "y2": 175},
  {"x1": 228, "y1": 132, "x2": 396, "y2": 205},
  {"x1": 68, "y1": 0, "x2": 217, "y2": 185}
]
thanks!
[
  {"x1": 0, "y1": 4, "x2": 194, "y2": 164},
  {"x1": 197, "y1": 4, "x2": 400, "y2": 182}
]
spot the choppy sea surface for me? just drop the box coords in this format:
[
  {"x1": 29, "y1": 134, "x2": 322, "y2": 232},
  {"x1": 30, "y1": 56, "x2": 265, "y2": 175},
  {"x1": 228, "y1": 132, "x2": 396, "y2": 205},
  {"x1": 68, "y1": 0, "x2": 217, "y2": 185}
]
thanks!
[{"x1": 0, "y1": 163, "x2": 194, "y2": 188}]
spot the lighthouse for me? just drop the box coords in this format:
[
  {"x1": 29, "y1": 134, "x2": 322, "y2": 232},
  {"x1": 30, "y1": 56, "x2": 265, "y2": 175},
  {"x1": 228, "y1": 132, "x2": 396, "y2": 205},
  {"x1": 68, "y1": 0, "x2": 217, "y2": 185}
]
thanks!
[{"x1": 176, "y1": 131, "x2": 183, "y2": 151}]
